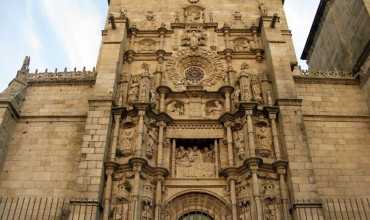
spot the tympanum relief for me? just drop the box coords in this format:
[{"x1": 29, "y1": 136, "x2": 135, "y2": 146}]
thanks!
[{"x1": 175, "y1": 144, "x2": 215, "y2": 178}]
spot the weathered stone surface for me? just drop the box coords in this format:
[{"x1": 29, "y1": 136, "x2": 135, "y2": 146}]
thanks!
[{"x1": 0, "y1": 0, "x2": 369, "y2": 219}]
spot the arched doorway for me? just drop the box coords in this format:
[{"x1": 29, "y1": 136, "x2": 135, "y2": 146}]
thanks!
[
  {"x1": 162, "y1": 192, "x2": 231, "y2": 220},
  {"x1": 179, "y1": 211, "x2": 213, "y2": 220}
]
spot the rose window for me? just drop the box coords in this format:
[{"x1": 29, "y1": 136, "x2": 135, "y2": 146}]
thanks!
[{"x1": 185, "y1": 66, "x2": 205, "y2": 84}]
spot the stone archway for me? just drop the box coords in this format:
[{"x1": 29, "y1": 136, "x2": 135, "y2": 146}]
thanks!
[{"x1": 162, "y1": 192, "x2": 232, "y2": 220}]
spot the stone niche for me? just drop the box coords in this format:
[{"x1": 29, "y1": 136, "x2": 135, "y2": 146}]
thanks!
[{"x1": 174, "y1": 139, "x2": 216, "y2": 178}]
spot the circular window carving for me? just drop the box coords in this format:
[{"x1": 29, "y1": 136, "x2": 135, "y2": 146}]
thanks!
[{"x1": 185, "y1": 66, "x2": 205, "y2": 83}]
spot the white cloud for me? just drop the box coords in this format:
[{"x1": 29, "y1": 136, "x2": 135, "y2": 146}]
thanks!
[{"x1": 39, "y1": 0, "x2": 105, "y2": 68}]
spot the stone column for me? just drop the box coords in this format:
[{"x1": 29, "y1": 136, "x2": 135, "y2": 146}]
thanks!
[
  {"x1": 268, "y1": 110, "x2": 281, "y2": 159},
  {"x1": 158, "y1": 87, "x2": 170, "y2": 113},
  {"x1": 157, "y1": 121, "x2": 166, "y2": 166},
  {"x1": 131, "y1": 160, "x2": 144, "y2": 220},
  {"x1": 103, "y1": 163, "x2": 116, "y2": 220},
  {"x1": 111, "y1": 112, "x2": 121, "y2": 160},
  {"x1": 214, "y1": 139, "x2": 220, "y2": 177},
  {"x1": 248, "y1": 159, "x2": 262, "y2": 220},
  {"x1": 154, "y1": 176, "x2": 164, "y2": 220},
  {"x1": 274, "y1": 161, "x2": 289, "y2": 220},
  {"x1": 136, "y1": 110, "x2": 145, "y2": 157},
  {"x1": 225, "y1": 122, "x2": 235, "y2": 166},
  {"x1": 246, "y1": 109, "x2": 256, "y2": 157},
  {"x1": 229, "y1": 177, "x2": 238, "y2": 220},
  {"x1": 225, "y1": 91, "x2": 231, "y2": 112},
  {"x1": 171, "y1": 139, "x2": 176, "y2": 176}
]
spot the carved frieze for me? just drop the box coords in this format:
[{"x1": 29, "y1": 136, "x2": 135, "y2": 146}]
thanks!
[{"x1": 175, "y1": 144, "x2": 215, "y2": 178}]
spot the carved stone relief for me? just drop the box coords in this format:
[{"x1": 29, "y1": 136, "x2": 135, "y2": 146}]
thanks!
[
  {"x1": 181, "y1": 26, "x2": 207, "y2": 50},
  {"x1": 142, "y1": 198, "x2": 154, "y2": 220},
  {"x1": 233, "y1": 38, "x2": 251, "y2": 52},
  {"x1": 112, "y1": 173, "x2": 131, "y2": 220},
  {"x1": 144, "y1": 119, "x2": 158, "y2": 159},
  {"x1": 183, "y1": 5, "x2": 205, "y2": 23},
  {"x1": 260, "y1": 180, "x2": 279, "y2": 220},
  {"x1": 233, "y1": 129, "x2": 246, "y2": 159},
  {"x1": 128, "y1": 75, "x2": 140, "y2": 103},
  {"x1": 255, "y1": 117, "x2": 273, "y2": 158},
  {"x1": 136, "y1": 38, "x2": 158, "y2": 52},
  {"x1": 175, "y1": 145, "x2": 215, "y2": 177},
  {"x1": 166, "y1": 100, "x2": 185, "y2": 117},
  {"x1": 118, "y1": 120, "x2": 138, "y2": 157},
  {"x1": 165, "y1": 48, "x2": 226, "y2": 91},
  {"x1": 251, "y1": 74, "x2": 263, "y2": 103},
  {"x1": 205, "y1": 100, "x2": 224, "y2": 117}
]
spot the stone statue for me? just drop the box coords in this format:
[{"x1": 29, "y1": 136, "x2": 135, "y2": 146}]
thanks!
[
  {"x1": 142, "y1": 201, "x2": 153, "y2": 220},
  {"x1": 119, "y1": 127, "x2": 136, "y2": 150},
  {"x1": 251, "y1": 75, "x2": 263, "y2": 103},
  {"x1": 128, "y1": 79, "x2": 139, "y2": 103},
  {"x1": 256, "y1": 125, "x2": 272, "y2": 149}
]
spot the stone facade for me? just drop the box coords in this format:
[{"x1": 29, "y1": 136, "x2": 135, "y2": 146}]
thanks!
[{"x1": 0, "y1": 0, "x2": 369, "y2": 219}]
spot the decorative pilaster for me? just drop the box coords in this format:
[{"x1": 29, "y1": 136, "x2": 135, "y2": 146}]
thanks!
[
  {"x1": 102, "y1": 162, "x2": 117, "y2": 220},
  {"x1": 154, "y1": 176, "x2": 164, "y2": 220},
  {"x1": 267, "y1": 107, "x2": 281, "y2": 159},
  {"x1": 246, "y1": 109, "x2": 256, "y2": 157},
  {"x1": 274, "y1": 161, "x2": 290, "y2": 220},
  {"x1": 246, "y1": 158, "x2": 263, "y2": 220},
  {"x1": 130, "y1": 159, "x2": 145, "y2": 220},
  {"x1": 157, "y1": 121, "x2": 167, "y2": 166},
  {"x1": 136, "y1": 110, "x2": 145, "y2": 157},
  {"x1": 110, "y1": 111, "x2": 121, "y2": 160},
  {"x1": 225, "y1": 121, "x2": 235, "y2": 166},
  {"x1": 228, "y1": 177, "x2": 238, "y2": 220},
  {"x1": 157, "y1": 86, "x2": 170, "y2": 112}
]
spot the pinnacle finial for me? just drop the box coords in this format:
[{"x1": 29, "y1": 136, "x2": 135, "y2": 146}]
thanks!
[{"x1": 21, "y1": 56, "x2": 31, "y2": 72}]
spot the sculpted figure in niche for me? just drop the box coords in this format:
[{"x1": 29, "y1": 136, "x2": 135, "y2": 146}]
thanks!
[
  {"x1": 167, "y1": 100, "x2": 185, "y2": 116},
  {"x1": 255, "y1": 119, "x2": 273, "y2": 158},
  {"x1": 206, "y1": 100, "x2": 224, "y2": 116},
  {"x1": 128, "y1": 77, "x2": 140, "y2": 103},
  {"x1": 239, "y1": 63, "x2": 252, "y2": 102},
  {"x1": 142, "y1": 201, "x2": 153, "y2": 220},
  {"x1": 118, "y1": 125, "x2": 137, "y2": 155},
  {"x1": 251, "y1": 74, "x2": 263, "y2": 103},
  {"x1": 264, "y1": 198, "x2": 277, "y2": 220},
  {"x1": 233, "y1": 130, "x2": 245, "y2": 159}
]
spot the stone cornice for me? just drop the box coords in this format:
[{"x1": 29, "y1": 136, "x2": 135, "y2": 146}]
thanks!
[
  {"x1": 293, "y1": 75, "x2": 359, "y2": 85},
  {"x1": 220, "y1": 157, "x2": 285, "y2": 180}
]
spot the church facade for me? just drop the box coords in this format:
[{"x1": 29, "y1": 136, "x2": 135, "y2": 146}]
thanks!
[{"x1": 0, "y1": 0, "x2": 370, "y2": 219}]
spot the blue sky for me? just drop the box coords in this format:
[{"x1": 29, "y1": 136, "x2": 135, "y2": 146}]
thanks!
[{"x1": 0, "y1": 0, "x2": 320, "y2": 91}]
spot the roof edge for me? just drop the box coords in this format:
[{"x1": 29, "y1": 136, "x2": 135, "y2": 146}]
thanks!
[{"x1": 301, "y1": 0, "x2": 329, "y2": 60}]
